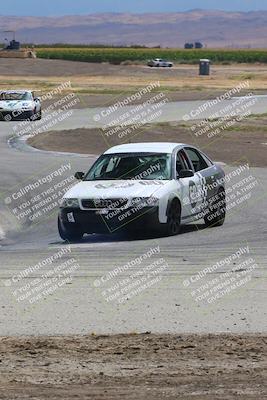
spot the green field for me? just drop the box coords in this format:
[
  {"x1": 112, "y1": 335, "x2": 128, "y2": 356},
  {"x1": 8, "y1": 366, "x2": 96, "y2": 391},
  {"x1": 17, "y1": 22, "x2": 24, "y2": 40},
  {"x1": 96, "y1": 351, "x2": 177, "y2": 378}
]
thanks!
[{"x1": 36, "y1": 48, "x2": 267, "y2": 64}]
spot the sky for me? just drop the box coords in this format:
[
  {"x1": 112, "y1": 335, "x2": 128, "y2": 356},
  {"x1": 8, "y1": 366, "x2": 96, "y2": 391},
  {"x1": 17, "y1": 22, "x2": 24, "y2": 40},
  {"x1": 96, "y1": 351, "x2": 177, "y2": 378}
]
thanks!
[{"x1": 1, "y1": 0, "x2": 267, "y2": 16}]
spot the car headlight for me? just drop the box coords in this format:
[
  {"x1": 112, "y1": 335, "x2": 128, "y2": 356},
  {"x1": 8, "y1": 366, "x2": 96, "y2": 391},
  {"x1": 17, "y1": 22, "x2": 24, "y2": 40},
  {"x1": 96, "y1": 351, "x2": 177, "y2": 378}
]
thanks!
[
  {"x1": 60, "y1": 198, "x2": 80, "y2": 208},
  {"x1": 131, "y1": 197, "x2": 159, "y2": 207},
  {"x1": 20, "y1": 103, "x2": 33, "y2": 111}
]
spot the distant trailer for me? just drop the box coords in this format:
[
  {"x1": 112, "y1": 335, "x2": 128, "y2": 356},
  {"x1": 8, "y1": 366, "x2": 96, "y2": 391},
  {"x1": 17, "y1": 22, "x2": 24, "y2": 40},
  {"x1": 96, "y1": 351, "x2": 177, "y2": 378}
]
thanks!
[{"x1": 5, "y1": 39, "x2": 21, "y2": 50}]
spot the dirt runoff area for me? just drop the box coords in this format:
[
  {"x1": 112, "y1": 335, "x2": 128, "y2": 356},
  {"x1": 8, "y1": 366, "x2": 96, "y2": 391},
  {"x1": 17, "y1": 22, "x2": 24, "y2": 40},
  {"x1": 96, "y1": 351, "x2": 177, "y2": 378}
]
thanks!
[
  {"x1": 3, "y1": 59, "x2": 267, "y2": 92},
  {"x1": 0, "y1": 333, "x2": 266, "y2": 400},
  {"x1": 28, "y1": 117, "x2": 267, "y2": 167}
]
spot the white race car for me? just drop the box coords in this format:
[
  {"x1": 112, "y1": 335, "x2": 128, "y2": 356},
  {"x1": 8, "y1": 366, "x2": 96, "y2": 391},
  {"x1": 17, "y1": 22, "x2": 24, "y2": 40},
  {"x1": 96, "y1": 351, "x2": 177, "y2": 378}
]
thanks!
[
  {"x1": 147, "y1": 58, "x2": 173, "y2": 67},
  {"x1": 0, "y1": 90, "x2": 42, "y2": 121},
  {"x1": 58, "y1": 143, "x2": 226, "y2": 241}
]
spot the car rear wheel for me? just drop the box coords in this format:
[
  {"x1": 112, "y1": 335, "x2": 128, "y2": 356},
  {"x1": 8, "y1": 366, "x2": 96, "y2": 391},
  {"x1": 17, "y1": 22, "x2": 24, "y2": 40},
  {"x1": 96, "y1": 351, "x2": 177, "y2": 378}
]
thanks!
[
  {"x1": 58, "y1": 217, "x2": 84, "y2": 242},
  {"x1": 204, "y1": 189, "x2": 226, "y2": 227}
]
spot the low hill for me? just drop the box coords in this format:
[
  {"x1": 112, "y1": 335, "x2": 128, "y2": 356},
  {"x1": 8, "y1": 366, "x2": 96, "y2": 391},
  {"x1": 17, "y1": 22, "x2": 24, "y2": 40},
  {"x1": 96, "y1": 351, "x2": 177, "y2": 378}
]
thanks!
[{"x1": 1, "y1": 10, "x2": 267, "y2": 48}]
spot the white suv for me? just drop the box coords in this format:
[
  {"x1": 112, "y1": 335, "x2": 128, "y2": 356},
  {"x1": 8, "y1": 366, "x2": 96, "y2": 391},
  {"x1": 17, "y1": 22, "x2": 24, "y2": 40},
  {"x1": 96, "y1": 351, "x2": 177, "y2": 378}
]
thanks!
[{"x1": 58, "y1": 143, "x2": 226, "y2": 241}]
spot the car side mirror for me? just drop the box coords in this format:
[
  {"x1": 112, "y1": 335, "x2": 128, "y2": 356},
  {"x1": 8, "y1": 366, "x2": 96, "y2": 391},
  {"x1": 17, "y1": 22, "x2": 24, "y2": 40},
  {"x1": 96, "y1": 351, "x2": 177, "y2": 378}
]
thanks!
[
  {"x1": 178, "y1": 169, "x2": 194, "y2": 178},
  {"x1": 75, "y1": 171, "x2": 85, "y2": 180}
]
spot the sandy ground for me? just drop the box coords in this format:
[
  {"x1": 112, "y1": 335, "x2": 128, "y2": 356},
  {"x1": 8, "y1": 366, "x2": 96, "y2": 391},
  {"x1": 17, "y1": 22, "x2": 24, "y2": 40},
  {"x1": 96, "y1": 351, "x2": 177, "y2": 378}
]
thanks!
[
  {"x1": 0, "y1": 334, "x2": 266, "y2": 400},
  {"x1": 28, "y1": 117, "x2": 267, "y2": 167},
  {"x1": 1, "y1": 59, "x2": 267, "y2": 92}
]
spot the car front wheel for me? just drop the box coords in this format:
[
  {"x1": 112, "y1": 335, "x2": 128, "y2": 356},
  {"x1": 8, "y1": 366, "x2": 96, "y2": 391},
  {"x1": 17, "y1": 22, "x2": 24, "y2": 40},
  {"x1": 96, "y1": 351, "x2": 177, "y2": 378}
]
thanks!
[
  {"x1": 58, "y1": 217, "x2": 84, "y2": 242},
  {"x1": 163, "y1": 200, "x2": 181, "y2": 236},
  {"x1": 36, "y1": 108, "x2": 42, "y2": 120}
]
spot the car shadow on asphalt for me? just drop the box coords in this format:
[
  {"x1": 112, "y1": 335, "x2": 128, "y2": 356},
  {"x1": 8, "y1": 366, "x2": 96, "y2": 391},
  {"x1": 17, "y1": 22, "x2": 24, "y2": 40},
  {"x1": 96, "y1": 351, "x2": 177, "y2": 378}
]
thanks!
[{"x1": 54, "y1": 222, "x2": 208, "y2": 245}]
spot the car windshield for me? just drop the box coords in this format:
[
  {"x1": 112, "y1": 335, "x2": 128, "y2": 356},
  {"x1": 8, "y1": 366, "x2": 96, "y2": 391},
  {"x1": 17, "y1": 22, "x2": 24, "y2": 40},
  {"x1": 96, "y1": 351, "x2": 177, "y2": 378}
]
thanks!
[
  {"x1": 0, "y1": 92, "x2": 32, "y2": 101},
  {"x1": 84, "y1": 152, "x2": 172, "y2": 181}
]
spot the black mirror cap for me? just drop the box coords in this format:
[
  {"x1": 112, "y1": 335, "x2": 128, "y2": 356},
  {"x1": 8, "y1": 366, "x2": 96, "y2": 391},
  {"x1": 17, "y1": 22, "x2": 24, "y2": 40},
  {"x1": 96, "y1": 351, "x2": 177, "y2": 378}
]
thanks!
[
  {"x1": 75, "y1": 171, "x2": 85, "y2": 180},
  {"x1": 179, "y1": 169, "x2": 194, "y2": 178}
]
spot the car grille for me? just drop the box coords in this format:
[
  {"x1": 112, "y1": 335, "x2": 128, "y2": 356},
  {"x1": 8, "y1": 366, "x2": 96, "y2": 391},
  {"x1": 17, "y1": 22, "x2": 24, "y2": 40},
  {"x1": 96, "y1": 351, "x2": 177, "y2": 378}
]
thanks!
[{"x1": 81, "y1": 198, "x2": 129, "y2": 209}]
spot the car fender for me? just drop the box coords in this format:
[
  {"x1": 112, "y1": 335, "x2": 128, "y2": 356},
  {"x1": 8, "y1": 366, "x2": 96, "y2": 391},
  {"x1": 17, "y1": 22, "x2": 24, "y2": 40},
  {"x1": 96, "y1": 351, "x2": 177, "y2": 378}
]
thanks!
[{"x1": 158, "y1": 181, "x2": 182, "y2": 223}]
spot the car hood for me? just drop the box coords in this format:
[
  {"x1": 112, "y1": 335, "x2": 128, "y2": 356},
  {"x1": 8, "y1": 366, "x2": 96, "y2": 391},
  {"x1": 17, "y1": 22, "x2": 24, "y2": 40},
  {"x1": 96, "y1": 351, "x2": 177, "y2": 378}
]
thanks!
[
  {"x1": 0, "y1": 100, "x2": 33, "y2": 110},
  {"x1": 64, "y1": 180, "x2": 171, "y2": 199}
]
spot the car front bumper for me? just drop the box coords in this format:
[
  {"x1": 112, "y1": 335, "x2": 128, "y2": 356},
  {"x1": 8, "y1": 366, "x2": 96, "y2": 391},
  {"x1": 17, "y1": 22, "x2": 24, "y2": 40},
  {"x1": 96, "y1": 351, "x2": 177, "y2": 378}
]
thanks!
[
  {"x1": 59, "y1": 206, "x2": 160, "y2": 234},
  {"x1": 0, "y1": 110, "x2": 34, "y2": 121}
]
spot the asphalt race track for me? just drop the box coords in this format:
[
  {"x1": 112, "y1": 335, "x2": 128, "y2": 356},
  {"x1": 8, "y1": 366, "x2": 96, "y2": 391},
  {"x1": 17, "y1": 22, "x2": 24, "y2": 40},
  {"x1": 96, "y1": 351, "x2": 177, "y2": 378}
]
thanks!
[{"x1": 0, "y1": 97, "x2": 266, "y2": 335}]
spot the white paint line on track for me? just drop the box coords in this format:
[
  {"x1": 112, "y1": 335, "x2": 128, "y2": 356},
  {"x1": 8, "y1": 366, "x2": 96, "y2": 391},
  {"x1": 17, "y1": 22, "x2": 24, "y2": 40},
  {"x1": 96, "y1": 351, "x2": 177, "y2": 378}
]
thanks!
[{"x1": 232, "y1": 95, "x2": 267, "y2": 99}]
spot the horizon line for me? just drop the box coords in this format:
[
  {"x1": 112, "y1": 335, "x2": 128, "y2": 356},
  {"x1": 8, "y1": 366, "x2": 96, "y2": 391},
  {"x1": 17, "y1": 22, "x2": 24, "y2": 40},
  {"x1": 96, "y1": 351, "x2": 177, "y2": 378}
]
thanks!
[{"x1": 0, "y1": 9, "x2": 266, "y2": 18}]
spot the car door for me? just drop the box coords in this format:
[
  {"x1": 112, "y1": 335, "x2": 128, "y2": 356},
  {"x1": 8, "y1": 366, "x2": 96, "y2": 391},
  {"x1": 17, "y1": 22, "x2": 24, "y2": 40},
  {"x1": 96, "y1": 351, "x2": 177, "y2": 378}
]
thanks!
[
  {"x1": 175, "y1": 149, "x2": 203, "y2": 221},
  {"x1": 184, "y1": 147, "x2": 216, "y2": 218}
]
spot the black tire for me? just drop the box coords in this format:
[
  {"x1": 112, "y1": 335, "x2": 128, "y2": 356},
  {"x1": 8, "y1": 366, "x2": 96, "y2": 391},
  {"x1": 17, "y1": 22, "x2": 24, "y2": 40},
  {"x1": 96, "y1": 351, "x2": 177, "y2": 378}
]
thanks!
[
  {"x1": 58, "y1": 217, "x2": 83, "y2": 242},
  {"x1": 36, "y1": 109, "x2": 42, "y2": 120},
  {"x1": 163, "y1": 199, "x2": 181, "y2": 236},
  {"x1": 32, "y1": 108, "x2": 42, "y2": 121},
  {"x1": 204, "y1": 189, "x2": 226, "y2": 227}
]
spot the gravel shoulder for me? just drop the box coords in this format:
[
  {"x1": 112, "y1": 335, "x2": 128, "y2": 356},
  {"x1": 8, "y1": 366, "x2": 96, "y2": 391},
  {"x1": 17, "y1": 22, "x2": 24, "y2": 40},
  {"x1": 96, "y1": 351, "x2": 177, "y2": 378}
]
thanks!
[{"x1": 0, "y1": 333, "x2": 266, "y2": 400}]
